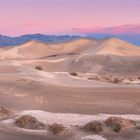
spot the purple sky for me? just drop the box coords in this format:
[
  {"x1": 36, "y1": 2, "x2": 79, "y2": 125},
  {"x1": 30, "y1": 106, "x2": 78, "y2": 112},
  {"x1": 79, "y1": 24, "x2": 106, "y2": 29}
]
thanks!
[{"x1": 0, "y1": 0, "x2": 140, "y2": 36}]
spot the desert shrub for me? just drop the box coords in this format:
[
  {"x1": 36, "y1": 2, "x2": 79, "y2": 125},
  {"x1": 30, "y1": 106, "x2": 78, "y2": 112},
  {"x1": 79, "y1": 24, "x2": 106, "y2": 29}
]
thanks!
[
  {"x1": 138, "y1": 77, "x2": 140, "y2": 80},
  {"x1": 104, "y1": 116, "x2": 136, "y2": 132},
  {"x1": 88, "y1": 77, "x2": 94, "y2": 80},
  {"x1": 136, "y1": 125, "x2": 140, "y2": 129},
  {"x1": 0, "y1": 106, "x2": 12, "y2": 117},
  {"x1": 15, "y1": 115, "x2": 45, "y2": 130},
  {"x1": 69, "y1": 72, "x2": 78, "y2": 76},
  {"x1": 112, "y1": 77, "x2": 122, "y2": 83},
  {"x1": 49, "y1": 123, "x2": 65, "y2": 134},
  {"x1": 94, "y1": 76, "x2": 101, "y2": 81},
  {"x1": 35, "y1": 66, "x2": 43, "y2": 71},
  {"x1": 88, "y1": 75, "x2": 124, "y2": 84},
  {"x1": 82, "y1": 121, "x2": 104, "y2": 133},
  {"x1": 128, "y1": 77, "x2": 133, "y2": 81},
  {"x1": 88, "y1": 76, "x2": 100, "y2": 81}
]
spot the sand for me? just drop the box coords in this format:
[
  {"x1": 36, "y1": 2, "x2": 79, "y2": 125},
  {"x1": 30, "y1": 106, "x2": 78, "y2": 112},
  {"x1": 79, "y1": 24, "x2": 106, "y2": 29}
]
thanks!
[{"x1": 0, "y1": 38, "x2": 140, "y2": 140}]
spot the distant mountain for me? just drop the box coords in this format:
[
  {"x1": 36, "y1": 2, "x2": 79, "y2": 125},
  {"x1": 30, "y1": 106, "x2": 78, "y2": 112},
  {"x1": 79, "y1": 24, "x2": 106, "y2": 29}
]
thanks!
[
  {"x1": 0, "y1": 34, "x2": 81, "y2": 47},
  {"x1": 0, "y1": 26, "x2": 140, "y2": 47},
  {"x1": 87, "y1": 34, "x2": 140, "y2": 46},
  {"x1": 73, "y1": 24, "x2": 140, "y2": 46}
]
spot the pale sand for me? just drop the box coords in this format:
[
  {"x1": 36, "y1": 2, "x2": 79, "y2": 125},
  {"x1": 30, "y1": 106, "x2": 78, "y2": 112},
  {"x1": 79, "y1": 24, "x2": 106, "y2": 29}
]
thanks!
[
  {"x1": 0, "y1": 38, "x2": 140, "y2": 140},
  {"x1": 0, "y1": 65, "x2": 139, "y2": 115},
  {"x1": 0, "y1": 65, "x2": 139, "y2": 140}
]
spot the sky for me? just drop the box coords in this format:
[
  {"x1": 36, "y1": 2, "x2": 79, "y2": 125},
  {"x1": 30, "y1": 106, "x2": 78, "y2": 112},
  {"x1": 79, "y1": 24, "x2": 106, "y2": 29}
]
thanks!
[{"x1": 0, "y1": 0, "x2": 140, "y2": 36}]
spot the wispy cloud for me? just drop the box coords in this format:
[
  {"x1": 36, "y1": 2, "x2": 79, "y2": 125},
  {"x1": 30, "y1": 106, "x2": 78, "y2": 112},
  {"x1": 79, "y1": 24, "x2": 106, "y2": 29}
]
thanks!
[{"x1": 73, "y1": 24, "x2": 140, "y2": 35}]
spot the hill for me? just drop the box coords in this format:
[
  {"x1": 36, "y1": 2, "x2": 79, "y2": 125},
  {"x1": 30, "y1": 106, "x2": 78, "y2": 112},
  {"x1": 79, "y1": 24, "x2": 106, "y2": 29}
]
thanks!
[{"x1": 0, "y1": 38, "x2": 140, "y2": 76}]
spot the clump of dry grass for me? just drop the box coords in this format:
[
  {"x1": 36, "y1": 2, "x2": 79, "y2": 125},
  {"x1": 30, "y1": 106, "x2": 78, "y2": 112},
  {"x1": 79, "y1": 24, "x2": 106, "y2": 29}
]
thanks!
[
  {"x1": 0, "y1": 106, "x2": 12, "y2": 118},
  {"x1": 104, "y1": 116, "x2": 136, "y2": 132},
  {"x1": 69, "y1": 72, "x2": 78, "y2": 76},
  {"x1": 137, "y1": 77, "x2": 140, "y2": 80},
  {"x1": 49, "y1": 123, "x2": 65, "y2": 135},
  {"x1": 15, "y1": 115, "x2": 45, "y2": 130},
  {"x1": 82, "y1": 121, "x2": 104, "y2": 133},
  {"x1": 111, "y1": 77, "x2": 122, "y2": 83},
  {"x1": 35, "y1": 65, "x2": 43, "y2": 71},
  {"x1": 88, "y1": 76, "x2": 101, "y2": 81},
  {"x1": 88, "y1": 75, "x2": 124, "y2": 84},
  {"x1": 136, "y1": 125, "x2": 140, "y2": 129}
]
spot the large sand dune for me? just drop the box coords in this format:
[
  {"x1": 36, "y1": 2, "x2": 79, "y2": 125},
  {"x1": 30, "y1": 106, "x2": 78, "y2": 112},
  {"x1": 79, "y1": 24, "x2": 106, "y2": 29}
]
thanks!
[
  {"x1": 96, "y1": 38, "x2": 140, "y2": 56},
  {"x1": 0, "y1": 39, "x2": 97, "y2": 59},
  {"x1": 0, "y1": 38, "x2": 140, "y2": 140},
  {"x1": 1, "y1": 37, "x2": 140, "y2": 60},
  {"x1": 2, "y1": 38, "x2": 138, "y2": 76}
]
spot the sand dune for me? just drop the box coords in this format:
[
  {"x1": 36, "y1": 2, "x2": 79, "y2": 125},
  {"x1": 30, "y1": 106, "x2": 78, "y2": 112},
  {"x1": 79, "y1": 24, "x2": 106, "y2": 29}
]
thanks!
[
  {"x1": 0, "y1": 41, "x2": 59, "y2": 59},
  {"x1": 0, "y1": 38, "x2": 140, "y2": 140},
  {"x1": 0, "y1": 38, "x2": 139, "y2": 76},
  {"x1": 0, "y1": 39, "x2": 96, "y2": 59},
  {"x1": 0, "y1": 38, "x2": 140, "y2": 60},
  {"x1": 96, "y1": 38, "x2": 140, "y2": 56}
]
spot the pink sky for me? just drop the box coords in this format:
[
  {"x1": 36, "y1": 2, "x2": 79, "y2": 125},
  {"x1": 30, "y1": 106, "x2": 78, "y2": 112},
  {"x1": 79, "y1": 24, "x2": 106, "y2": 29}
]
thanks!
[{"x1": 0, "y1": 0, "x2": 140, "y2": 36}]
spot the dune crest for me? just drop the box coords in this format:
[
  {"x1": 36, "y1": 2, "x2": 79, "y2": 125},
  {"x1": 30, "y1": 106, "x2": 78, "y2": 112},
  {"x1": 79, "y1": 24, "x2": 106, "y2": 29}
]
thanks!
[
  {"x1": 0, "y1": 38, "x2": 140, "y2": 60},
  {"x1": 96, "y1": 38, "x2": 140, "y2": 56}
]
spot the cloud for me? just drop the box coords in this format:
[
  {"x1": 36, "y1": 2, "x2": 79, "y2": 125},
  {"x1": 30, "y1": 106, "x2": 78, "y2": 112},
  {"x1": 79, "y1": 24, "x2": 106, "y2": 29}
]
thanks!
[
  {"x1": 24, "y1": 23, "x2": 38, "y2": 27},
  {"x1": 72, "y1": 24, "x2": 140, "y2": 35}
]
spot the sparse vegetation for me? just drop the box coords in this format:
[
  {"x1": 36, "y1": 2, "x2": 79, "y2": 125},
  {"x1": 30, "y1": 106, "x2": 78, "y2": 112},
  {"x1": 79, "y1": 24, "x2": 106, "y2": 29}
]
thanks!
[
  {"x1": 136, "y1": 125, "x2": 140, "y2": 129},
  {"x1": 112, "y1": 77, "x2": 122, "y2": 83},
  {"x1": 128, "y1": 77, "x2": 133, "y2": 81},
  {"x1": 82, "y1": 121, "x2": 104, "y2": 133},
  {"x1": 88, "y1": 75, "x2": 123, "y2": 84},
  {"x1": 69, "y1": 72, "x2": 78, "y2": 76},
  {"x1": 0, "y1": 106, "x2": 12, "y2": 117},
  {"x1": 138, "y1": 77, "x2": 140, "y2": 80},
  {"x1": 35, "y1": 65, "x2": 43, "y2": 71},
  {"x1": 88, "y1": 75, "x2": 101, "y2": 81},
  {"x1": 104, "y1": 116, "x2": 136, "y2": 132},
  {"x1": 15, "y1": 115, "x2": 45, "y2": 130},
  {"x1": 49, "y1": 123, "x2": 65, "y2": 134}
]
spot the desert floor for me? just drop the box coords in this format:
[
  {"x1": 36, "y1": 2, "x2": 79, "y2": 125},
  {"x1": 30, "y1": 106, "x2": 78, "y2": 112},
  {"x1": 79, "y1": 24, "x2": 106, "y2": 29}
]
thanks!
[{"x1": 0, "y1": 60, "x2": 140, "y2": 140}]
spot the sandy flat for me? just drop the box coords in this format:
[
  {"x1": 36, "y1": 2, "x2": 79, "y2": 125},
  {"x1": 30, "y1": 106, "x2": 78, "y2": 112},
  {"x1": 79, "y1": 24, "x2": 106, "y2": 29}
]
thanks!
[
  {"x1": 0, "y1": 38, "x2": 140, "y2": 140},
  {"x1": 0, "y1": 64, "x2": 139, "y2": 115}
]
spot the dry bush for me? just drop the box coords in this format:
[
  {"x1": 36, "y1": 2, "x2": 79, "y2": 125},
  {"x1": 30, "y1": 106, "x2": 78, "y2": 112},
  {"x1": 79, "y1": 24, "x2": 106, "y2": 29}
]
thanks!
[
  {"x1": 137, "y1": 77, "x2": 140, "y2": 80},
  {"x1": 104, "y1": 76, "x2": 112, "y2": 82},
  {"x1": 128, "y1": 77, "x2": 134, "y2": 81},
  {"x1": 69, "y1": 72, "x2": 78, "y2": 76},
  {"x1": 88, "y1": 76, "x2": 101, "y2": 81},
  {"x1": 136, "y1": 125, "x2": 140, "y2": 129},
  {"x1": 49, "y1": 123, "x2": 65, "y2": 135},
  {"x1": 0, "y1": 106, "x2": 12, "y2": 117},
  {"x1": 35, "y1": 66, "x2": 43, "y2": 71},
  {"x1": 111, "y1": 77, "x2": 123, "y2": 83},
  {"x1": 94, "y1": 76, "x2": 101, "y2": 81},
  {"x1": 104, "y1": 116, "x2": 136, "y2": 132},
  {"x1": 15, "y1": 115, "x2": 45, "y2": 130},
  {"x1": 88, "y1": 75, "x2": 123, "y2": 84},
  {"x1": 82, "y1": 121, "x2": 104, "y2": 133}
]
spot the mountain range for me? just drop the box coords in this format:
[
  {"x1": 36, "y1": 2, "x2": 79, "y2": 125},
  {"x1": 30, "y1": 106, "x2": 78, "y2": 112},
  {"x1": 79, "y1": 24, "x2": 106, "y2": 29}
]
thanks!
[
  {"x1": 0, "y1": 34, "x2": 81, "y2": 47},
  {"x1": 0, "y1": 25, "x2": 140, "y2": 47},
  {"x1": 74, "y1": 24, "x2": 140, "y2": 46}
]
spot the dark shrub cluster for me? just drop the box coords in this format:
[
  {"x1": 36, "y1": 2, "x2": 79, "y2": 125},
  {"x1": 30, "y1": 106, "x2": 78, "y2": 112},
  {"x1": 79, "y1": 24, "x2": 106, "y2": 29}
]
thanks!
[
  {"x1": 82, "y1": 121, "x2": 104, "y2": 133},
  {"x1": 49, "y1": 123, "x2": 65, "y2": 134},
  {"x1": 15, "y1": 115, "x2": 45, "y2": 130},
  {"x1": 35, "y1": 66, "x2": 43, "y2": 71},
  {"x1": 104, "y1": 116, "x2": 136, "y2": 132},
  {"x1": 0, "y1": 106, "x2": 12, "y2": 118},
  {"x1": 69, "y1": 72, "x2": 78, "y2": 76}
]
